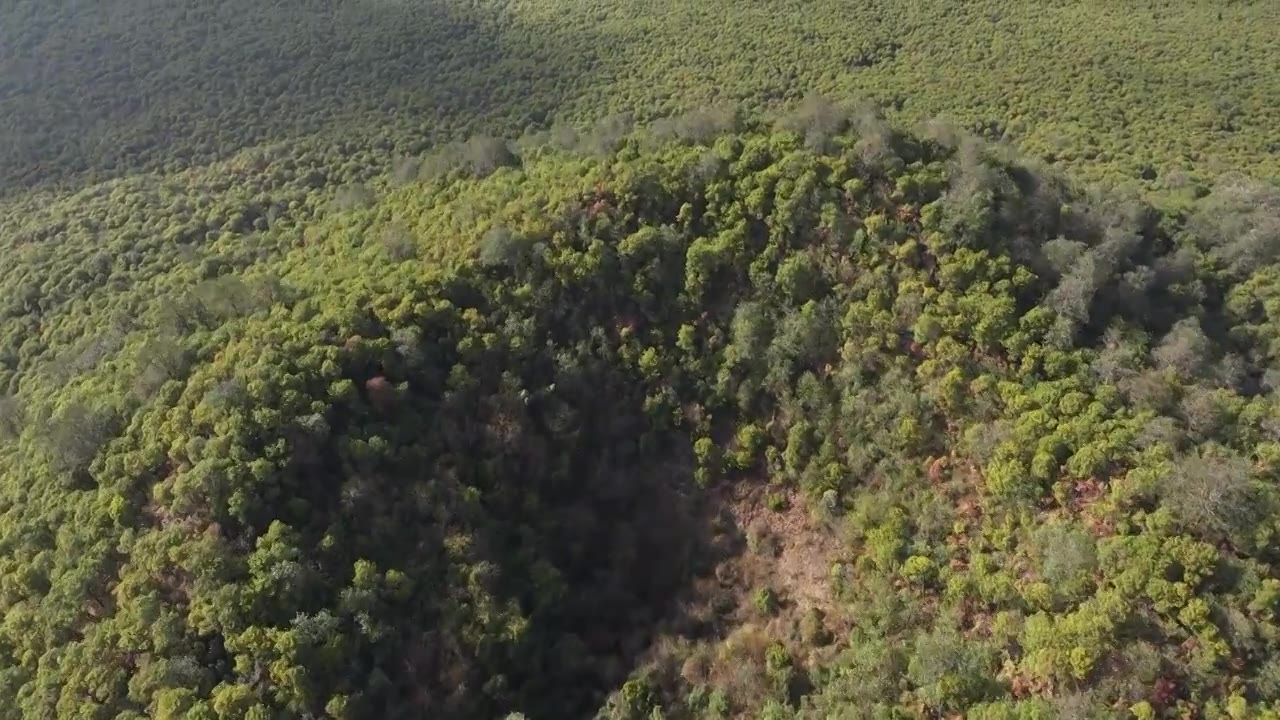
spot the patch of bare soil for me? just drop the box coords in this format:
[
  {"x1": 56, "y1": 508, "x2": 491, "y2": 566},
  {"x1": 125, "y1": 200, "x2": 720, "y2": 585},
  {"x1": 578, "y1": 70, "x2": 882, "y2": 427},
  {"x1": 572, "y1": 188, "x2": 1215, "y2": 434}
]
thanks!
[
  {"x1": 632, "y1": 481, "x2": 850, "y2": 714},
  {"x1": 714, "y1": 483, "x2": 843, "y2": 619}
]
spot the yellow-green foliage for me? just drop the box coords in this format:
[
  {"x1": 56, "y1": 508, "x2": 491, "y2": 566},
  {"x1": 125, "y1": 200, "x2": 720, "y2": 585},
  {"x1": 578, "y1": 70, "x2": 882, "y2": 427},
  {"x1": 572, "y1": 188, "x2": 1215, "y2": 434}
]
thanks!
[{"x1": 0, "y1": 4, "x2": 1279, "y2": 714}]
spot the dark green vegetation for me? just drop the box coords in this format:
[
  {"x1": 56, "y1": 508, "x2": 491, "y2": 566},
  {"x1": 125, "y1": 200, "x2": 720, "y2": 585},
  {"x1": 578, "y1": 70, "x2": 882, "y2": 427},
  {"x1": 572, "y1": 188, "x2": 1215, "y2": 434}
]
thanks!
[
  {"x1": 7, "y1": 112, "x2": 1280, "y2": 719},
  {"x1": 4, "y1": 1, "x2": 1280, "y2": 720},
  {"x1": 3, "y1": 0, "x2": 1279, "y2": 193}
]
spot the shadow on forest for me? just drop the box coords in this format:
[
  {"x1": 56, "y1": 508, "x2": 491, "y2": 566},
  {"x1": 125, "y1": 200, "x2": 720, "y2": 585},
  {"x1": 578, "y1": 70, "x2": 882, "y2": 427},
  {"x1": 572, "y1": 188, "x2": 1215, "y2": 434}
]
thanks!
[
  {"x1": 0, "y1": 0, "x2": 617, "y2": 191},
  {"x1": 501, "y1": 447, "x2": 741, "y2": 718},
  {"x1": 315, "y1": 269, "x2": 755, "y2": 718},
  {"x1": 419, "y1": 362, "x2": 743, "y2": 719}
]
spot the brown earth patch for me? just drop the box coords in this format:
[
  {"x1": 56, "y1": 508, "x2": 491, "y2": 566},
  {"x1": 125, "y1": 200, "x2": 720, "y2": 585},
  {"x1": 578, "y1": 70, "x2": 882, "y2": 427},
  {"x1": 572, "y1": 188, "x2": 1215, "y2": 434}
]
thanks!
[{"x1": 716, "y1": 483, "x2": 843, "y2": 618}]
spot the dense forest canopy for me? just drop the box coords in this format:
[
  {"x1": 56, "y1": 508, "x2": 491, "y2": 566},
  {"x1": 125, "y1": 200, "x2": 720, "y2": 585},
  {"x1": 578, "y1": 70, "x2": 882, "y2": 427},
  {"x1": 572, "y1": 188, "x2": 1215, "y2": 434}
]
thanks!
[
  {"x1": 2, "y1": 1, "x2": 1280, "y2": 719},
  {"x1": 2, "y1": 0, "x2": 1279, "y2": 192}
]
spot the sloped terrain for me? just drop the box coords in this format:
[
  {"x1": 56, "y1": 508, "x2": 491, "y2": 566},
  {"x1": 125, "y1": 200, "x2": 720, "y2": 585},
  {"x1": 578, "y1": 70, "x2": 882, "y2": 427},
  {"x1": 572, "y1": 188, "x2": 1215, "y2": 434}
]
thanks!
[
  {"x1": 3, "y1": 1, "x2": 1280, "y2": 719},
  {"x1": 4, "y1": 111, "x2": 1280, "y2": 717},
  {"x1": 2, "y1": 0, "x2": 1279, "y2": 193}
]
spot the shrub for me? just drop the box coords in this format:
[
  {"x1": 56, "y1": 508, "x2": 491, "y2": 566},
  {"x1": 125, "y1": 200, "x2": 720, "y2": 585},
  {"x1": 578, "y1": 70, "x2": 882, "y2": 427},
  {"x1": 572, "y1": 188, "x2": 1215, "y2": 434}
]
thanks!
[
  {"x1": 901, "y1": 555, "x2": 938, "y2": 585},
  {"x1": 753, "y1": 586, "x2": 779, "y2": 616}
]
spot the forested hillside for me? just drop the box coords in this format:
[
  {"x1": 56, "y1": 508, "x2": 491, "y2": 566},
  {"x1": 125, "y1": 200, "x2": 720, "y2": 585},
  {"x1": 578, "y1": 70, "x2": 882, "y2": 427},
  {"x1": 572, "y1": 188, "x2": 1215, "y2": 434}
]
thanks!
[
  {"x1": 3, "y1": 0, "x2": 1279, "y2": 192},
  {"x1": 2, "y1": 1, "x2": 1280, "y2": 719}
]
